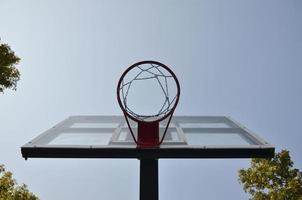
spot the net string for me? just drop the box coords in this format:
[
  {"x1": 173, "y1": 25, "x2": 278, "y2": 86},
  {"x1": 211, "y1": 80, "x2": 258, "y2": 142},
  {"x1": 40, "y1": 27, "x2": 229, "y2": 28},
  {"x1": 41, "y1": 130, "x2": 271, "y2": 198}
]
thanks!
[{"x1": 119, "y1": 63, "x2": 177, "y2": 121}]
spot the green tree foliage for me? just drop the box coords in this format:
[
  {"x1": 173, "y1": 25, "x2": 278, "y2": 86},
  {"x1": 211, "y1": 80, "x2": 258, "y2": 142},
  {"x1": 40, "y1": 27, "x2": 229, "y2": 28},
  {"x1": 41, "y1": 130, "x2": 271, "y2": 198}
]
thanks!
[
  {"x1": 0, "y1": 42, "x2": 20, "y2": 93},
  {"x1": 239, "y1": 150, "x2": 302, "y2": 200},
  {"x1": 0, "y1": 165, "x2": 38, "y2": 200}
]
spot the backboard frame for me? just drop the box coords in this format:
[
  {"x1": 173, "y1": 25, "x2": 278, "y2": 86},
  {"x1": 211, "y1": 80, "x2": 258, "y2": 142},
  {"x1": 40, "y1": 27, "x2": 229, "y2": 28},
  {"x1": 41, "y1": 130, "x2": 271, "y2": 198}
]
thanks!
[{"x1": 21, "y1": 115, "x2": 274, "y2": 159}]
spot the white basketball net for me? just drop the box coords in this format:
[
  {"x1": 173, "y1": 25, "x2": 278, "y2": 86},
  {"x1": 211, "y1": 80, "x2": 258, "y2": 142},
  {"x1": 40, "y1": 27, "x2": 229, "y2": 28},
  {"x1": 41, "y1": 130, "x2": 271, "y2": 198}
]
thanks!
[{"x1": 119, "y1": 63, "x2": 178, "y2": 121}]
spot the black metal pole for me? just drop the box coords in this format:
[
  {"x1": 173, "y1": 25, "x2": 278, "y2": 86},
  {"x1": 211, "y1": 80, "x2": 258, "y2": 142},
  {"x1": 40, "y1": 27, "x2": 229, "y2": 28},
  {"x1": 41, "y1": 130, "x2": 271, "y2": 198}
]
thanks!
[{"x1": 139, "y1": 158, "x2": 158, "y2": 200}]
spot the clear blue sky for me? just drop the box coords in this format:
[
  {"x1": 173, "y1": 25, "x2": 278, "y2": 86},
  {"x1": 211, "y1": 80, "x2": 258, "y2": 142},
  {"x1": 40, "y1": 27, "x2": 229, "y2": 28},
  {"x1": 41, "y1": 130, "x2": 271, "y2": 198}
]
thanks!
[{"x1": 0, "y1": 0, "x2": 301, "y2": 199}]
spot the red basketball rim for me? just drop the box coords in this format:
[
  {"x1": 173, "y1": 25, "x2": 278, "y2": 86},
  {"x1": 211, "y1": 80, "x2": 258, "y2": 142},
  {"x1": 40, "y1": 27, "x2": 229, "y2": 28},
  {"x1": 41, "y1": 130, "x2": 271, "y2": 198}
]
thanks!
[{"x1": 116, "y1": 60, "x2": 180, "y2": 123}]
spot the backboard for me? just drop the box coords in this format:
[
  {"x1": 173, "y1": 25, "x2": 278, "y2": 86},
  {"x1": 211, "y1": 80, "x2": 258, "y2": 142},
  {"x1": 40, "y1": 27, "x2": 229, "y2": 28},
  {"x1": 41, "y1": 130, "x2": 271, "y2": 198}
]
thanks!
[{"x1": 21, "y1": 115, "x2": 274, "y2": 159}]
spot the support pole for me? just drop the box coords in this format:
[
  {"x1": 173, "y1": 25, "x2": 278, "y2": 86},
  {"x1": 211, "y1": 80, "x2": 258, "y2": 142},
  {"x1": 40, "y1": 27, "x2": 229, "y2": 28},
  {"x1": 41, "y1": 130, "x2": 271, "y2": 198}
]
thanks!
[{"x1": 139, "y1": 158, "x2": 158, "y2": 200}]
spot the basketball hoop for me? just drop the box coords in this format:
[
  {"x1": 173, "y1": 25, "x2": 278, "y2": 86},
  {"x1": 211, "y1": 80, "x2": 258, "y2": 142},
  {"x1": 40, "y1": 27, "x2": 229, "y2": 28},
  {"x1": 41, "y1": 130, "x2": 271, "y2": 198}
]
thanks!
[{"x1": 117, "y1": 61, "x2": 180, "y2": 147}]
